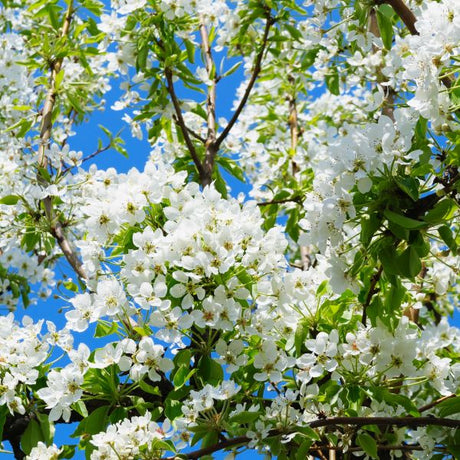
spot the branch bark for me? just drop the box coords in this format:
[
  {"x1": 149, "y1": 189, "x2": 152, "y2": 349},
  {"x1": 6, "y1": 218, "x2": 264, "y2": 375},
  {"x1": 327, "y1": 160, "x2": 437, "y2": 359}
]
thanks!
[
  {"x1": 160, "y1": 416, "x2": 460, "y2": 460},
  {"x1": 214, "y1": 14, "x2": 273, "y2": 150},
  {"x1": 199, "y1": 19, "x2": 218, "y2": 187},
  {"x1": 376, "y1": 0, "x2": 418, "y2": 36},
  {"x1": 362, "y1": 265, "x2": 383, "y2": 325},
  {"x1": 36, "y1": 0, "x2": 87, "y2": 281},
  {"x1": 165, "y1": 68, "x2": 206, "y2": 183}
]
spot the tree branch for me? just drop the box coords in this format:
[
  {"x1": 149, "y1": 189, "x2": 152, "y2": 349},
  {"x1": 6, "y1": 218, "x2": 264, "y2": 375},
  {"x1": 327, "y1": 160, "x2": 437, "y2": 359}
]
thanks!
[
  {"x1": 35, "y1": 0, "x2": 87, "y2": 281},
  {"x1": 62, "y1": 142, "x2": 112, "y2": 174},
  {"x1": 199, "y1": 19, "x2": 218, "y2": 186},
  {"x1": 362, "y1": 265, "x2": 383, "y2": 325},
  {"x1": 165, "y1": 68, "x2": 206, "y2": 183},
  {"x1": 214, "y1": 13, "x2": 273, "y2": 150},
  {"x1": 257, "y1": 197, "x2": 302, "y2": 206},
  {"x1": 377, "y1": 0, "x2": 418, "y2": 36},
  {"x1": 160, "y1": 416, "x2": 460, "y2": 459},
  {"x1": 308, "y1": 416, "x2": 460, "y2": 429},
  {"x1": 418, "y1": 394, "x2": 456, "y2": 413}
]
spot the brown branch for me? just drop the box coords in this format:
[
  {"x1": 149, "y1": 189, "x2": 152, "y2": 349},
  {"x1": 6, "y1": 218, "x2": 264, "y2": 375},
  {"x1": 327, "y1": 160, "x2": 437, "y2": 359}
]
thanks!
[
  {"x1": 418, "y1": 394, "x2": 456, "y2": 413},
  {"x1": 287, "y1": 74, "x2": 312, "y2": 271},
  {"x1": 309, "y1": 416, "x2": 460, "y2": 429},
  {"x1": 35, "y1": 0, "x2": 87, "y2": 281},
  {"x1": 199, "y1": 19, "x2": 218, "y2": 187},
  {"x1": 160, "y1": 416, "x2": 460, "y2": 459},
  {"x1": 185, "y1": 124, "x2": 206, "y2": 144},
  {"x1": 257, "y1": 197, "x2": 302, "y2": 206},
  {"x1": 165, "y1": 68, "x2": 206, "y2": 183},
  {"x1": 214, "y1": 13, "x2": 274, "y2": 150},
  {"x1": 369, "y1": 8, "x2": 395, "y2": 120},
  {"x1": 38, "y1": 1, "x2": 74, "y2": 168},
  {"x1": 377, "y1": 0, "x2": 418, "y2": 36},
  {"x1": 163, "y1": 435, "x2": 249, "y2": 460},
  {"x1": 377, "y1": 1, "x2": 452, "y2": 89},
  {"x1": 362, "y1": 265, "x2": 383, "y2": 325},
  {"x1": 310, "y1": 444, "x2": 435, "y2": 453},
  {"x1": 62, "y1": 142, "x2": 112, "y2": 174},
  {"x1": 288, "y1": 75, "x2": 299, "y2": 176}
]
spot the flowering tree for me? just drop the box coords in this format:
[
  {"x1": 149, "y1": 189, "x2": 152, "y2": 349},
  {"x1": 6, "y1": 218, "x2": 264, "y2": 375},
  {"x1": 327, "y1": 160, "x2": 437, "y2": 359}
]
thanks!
[{"x1": 0, "y1": 0, "x2": 459, "y2": 458}]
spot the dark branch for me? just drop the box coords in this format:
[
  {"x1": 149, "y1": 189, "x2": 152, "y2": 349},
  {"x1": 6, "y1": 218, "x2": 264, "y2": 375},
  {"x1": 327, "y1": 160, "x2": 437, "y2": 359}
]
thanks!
[
  {"x1": 214, "y1": 14, "x2": 274, "y2": 150},
  {"x1": 160, "y1": 416, "x2": 460, "y2": 460},
  {"x1": 418, "y1": 394, "x2": 456, "y2": 413},
  {"x1": 257, "y1": 197, "x2": 303, "y2": 207},
  {"x1": 362, "y1": 265, "x2": 383, "y2": 325},
  {"x1": 165, "y1": 68, "x2": 206, "y2": 182},
  {"x1": 199, "y1": 20, "x2": 218, "y2": 186},
  {"x1": 377, "y1": 0, "x2": 418, "y2": 35}
]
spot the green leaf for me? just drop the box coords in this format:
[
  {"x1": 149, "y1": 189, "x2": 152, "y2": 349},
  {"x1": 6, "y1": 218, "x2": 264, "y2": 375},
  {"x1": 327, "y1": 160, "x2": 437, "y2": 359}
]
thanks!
[
  {"x1": 197, "y1": 356, "x2": 223, "y2": 385},
  {"x1": 286, "y1": 208, "x2": 300, "y2": 241},
  {"x1": 325, "y1": 71, "x2": 339, "y2": 95},
  {"x1": 221, "y1": 61, "x2": 242, "y2": 78},
  {"x1": 174, "y1": 349, "x2": 192, "y2": 368},
  {"x1": 0, "y1": 407, "x2": 7, "y2": 441},
  {"x1": 379, "y1": 245, "x2": 400, "y2": 276},
  {"x1": 438, "y1": 225, "x2": 457, "y2": 251},
  {"x1": 21, "y1": 420, "x2": 45, "y2": 455},
  {"x1": 376, "y1": 7, "x2": 393, "y2": 50},
  {"x1": 94, "y1": 321, "x2": 118, "y2": 338},
  {"x1": 397, "y1": 246, "x2": 421, "y2": 279},
  {"x1": 388, "y1": 220, "x2": 409, "y2": 241},
  {"x1": 12, "y1": 105, "x2": 32, "y2": 111},
  {"x1": 217, "y1": 156, "x2": 245, "y2": 182},
  {"x1": 294, "y1": 318, "x2": 310, "y2": 356},
  {"x1": 411, "y1": 232, "x2": 430, "y2": 257},
  {"x1": 173, "y1": 365, "x2": 196, "y2": 389},
  {"x1": 0, "y1": 195, "x2": 20, "y2": 205},
  {"x1": 108, "y1": 407, "x2": 127, "y2": 424},
  {"x1": 184, "y1": 39, "x2": 195, "y2": 63},
  {"x1": 356, "y1": 432, "x2": 378, "y2": 458},
  {"x1": 165, "y1": 387, "x2": 189, "y2": 421},
  {"x1": 423, "y1": 198, "x2": 457, "y2": 224},
  {"x1": 295, "y1": 438, "x2": 313, "y2": 460},
  {"x1": 395, "y1": 176, "x2": 418, "y2": 201},
  {"x1": 36, "y1": 413, "x2": 54, "y2": 445},
  {"x1": 213, "y1": 168, "x2": 228, "y2": 198},
  {"x1": 59, "y1": 445, "x2": 76, "y2": 459},
  {"x1": 137, "y1": 43, "x2": 148, "y2": 71},
  {"x1": 384, "y1": 209, "x2": 427, "y2": 229},
  {"x1": 63, "y1": 280, "x2": 79, "y2": 292},
  {"x1": 295, "y1": 426, "x2": 320, "y2": 440},
  {"x1": 67, "y1": 91, "x2": 85, "y2": 113},
  {"x1": 438, "y1": 396, "x2": 460, "y2": 417},
  {"x1": 229, "y1": 411, "x2": 260, "y2": 424},
  {"x1": 360, "y1": 213, "x2": 381, "y2": 247},
  {"x1": 285, "y1": 23, "x2": 303, "y2": 41},
  {"x1": 21, "y1": 228, "x2": 40, "y2": 252},
  {"x1": 72, "y1": 406, "x2": 109, "y2": 437}
]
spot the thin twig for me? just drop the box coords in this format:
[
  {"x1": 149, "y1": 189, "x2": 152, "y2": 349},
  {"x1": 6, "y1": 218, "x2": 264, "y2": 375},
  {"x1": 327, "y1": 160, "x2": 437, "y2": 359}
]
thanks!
[
  {"x1": 199, "y1": 18, "x2": 218, "y2": 186},
  {"x1": 257, "y1": 197, "x2": 302, "y2": 206},
  {"x1": 160, "y1": 416, "x2": 460, "y2": 460},
  {"x1": 62, "y1": 142, "x2": 112, "y2": 174},
  {"x1": 165, "y1": 68, "x2": 206, "y2": 182},
  {"x1": 309, "y1": 416, "x2": 460, "y2": 429},
  {"x1": 362, "y1": 265, "x2": 383, "y2": 325},
  {"x1": 418, "y1": 394, "x2": 456, "y2": 413},
  {"x1": 185, "y1": 124, "x2": 206, "y2": 143},
  {"x1": 214, "y1": 13, "x2": 274, "y2": 150},
  {"x1": 369, "y1": 8, "x2": 395, "y2": 121}
]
